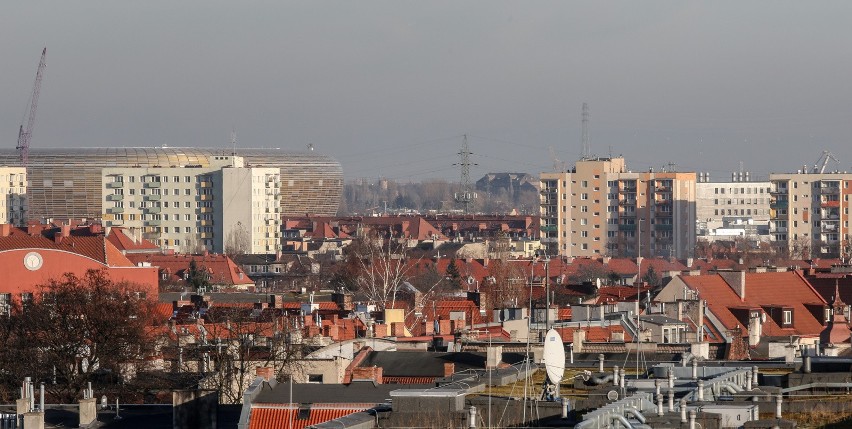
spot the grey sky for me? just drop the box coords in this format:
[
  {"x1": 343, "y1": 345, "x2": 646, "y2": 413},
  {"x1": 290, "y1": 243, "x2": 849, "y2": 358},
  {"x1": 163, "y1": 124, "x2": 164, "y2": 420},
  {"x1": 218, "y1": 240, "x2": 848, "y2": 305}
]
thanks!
[{"x1": 3, "y1": 2, "x2": 852, "y2": 182}]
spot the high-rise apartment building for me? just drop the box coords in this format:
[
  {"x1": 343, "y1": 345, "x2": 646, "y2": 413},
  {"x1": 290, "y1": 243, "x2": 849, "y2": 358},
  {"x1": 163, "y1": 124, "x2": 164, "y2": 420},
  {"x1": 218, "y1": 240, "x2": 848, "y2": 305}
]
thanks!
[
  {"x1": 769, "y1": 171, "x2": 852, "y2": 258},
  {"x1": 695, "y1": 174, "x2": 771, "y2": 239},
  {"x1": 0, "y1": 167, "x2": 26, "y2": 226},
  {"x1": 540, "y1": 157, "x2": 696, "y2": 259},
  {"x1": 101, "y1": 155, "x2": 281, "y2": 254}
]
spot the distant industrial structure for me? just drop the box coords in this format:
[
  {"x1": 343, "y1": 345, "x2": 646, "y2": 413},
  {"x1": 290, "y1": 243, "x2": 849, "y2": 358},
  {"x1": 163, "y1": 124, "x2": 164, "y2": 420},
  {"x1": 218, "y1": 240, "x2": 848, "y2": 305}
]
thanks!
[{"x1": 0, "y1": 147, "x2": 342, "y2": 221}]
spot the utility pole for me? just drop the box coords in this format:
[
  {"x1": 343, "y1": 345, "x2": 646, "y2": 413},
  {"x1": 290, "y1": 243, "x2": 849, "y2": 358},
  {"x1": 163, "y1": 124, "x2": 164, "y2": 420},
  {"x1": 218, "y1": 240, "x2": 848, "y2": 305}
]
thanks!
[
  {"x1": 454, "y1": 134, "x2": 477, "y2": 213},
  {"x1": 16, "y1": 48, "x2": 47, "y2": 168}
]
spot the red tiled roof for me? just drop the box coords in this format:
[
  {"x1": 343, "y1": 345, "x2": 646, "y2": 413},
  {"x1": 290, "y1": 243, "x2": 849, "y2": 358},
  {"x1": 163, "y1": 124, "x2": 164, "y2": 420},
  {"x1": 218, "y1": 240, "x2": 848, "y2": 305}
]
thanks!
[
  {"x1": 106, "y1": 227, "x2": 161, "y2": 253},
  {"x1": 249, "y1": 404, "x2": 371, "y2": 429},
  {"x1": 680, "y1": 271, "x2": 827, "y2": 338},
  {"x1": 0, "y1": 226, "x2": 136, "y2": 267},
  {"x1": 382, "y1": 376, "x2": 436, "y2": 384},
  {"x1": 126, "y1": 253, "x2": 254, "y2": 286},
  {"x1": 556, "y1": 325, "x2": 632, "y2": 343}
]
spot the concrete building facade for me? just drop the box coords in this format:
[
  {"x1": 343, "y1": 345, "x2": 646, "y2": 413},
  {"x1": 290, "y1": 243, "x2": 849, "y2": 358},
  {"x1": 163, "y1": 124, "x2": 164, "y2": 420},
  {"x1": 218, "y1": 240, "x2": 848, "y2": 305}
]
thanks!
[
  {"x1": 0, "y1": 167, "x2": 26, "y2": 226},
  {"x1": 695, "y1": 177, "x2": 771, "y2": 241},
  {"x1": 540, "y1": 157, "x2": 696, "y2": 259},
  {"x1": 0, "y1": 147, "x2": 341, "y2": 221},
  {"x1": 101, "y1": 156, "x2": 281, "y2": 254},
  {"x1": 769, "y1": 171, "x2": 852, "y2": 258}
]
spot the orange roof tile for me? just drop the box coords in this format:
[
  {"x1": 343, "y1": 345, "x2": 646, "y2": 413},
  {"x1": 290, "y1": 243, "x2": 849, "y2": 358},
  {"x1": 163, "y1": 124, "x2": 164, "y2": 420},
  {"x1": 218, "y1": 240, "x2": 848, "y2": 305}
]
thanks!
[{"x1": 249, "y1": 404, "x2": 370, "y2": 429}]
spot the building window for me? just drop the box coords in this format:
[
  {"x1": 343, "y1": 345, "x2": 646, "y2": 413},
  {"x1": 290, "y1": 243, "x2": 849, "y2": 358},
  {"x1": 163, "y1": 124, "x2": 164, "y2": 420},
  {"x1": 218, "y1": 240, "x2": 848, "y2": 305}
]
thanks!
[{"x1": 783, "y1": 310, "x2": 792, "y2": 325}]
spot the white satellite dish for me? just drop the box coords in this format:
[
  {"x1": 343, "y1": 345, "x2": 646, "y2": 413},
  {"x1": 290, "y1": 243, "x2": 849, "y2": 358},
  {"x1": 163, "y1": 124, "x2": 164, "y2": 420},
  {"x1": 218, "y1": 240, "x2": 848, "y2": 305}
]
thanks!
[{"x1": 542, "y1": 328, "x2": 566, "y2": 385}]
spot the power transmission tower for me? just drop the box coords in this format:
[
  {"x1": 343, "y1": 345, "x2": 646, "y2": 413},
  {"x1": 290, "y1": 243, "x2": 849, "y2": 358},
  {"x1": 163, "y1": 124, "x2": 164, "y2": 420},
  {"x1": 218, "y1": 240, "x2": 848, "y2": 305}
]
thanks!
[
  {"x1": 16, "y1": 48, "x2": 47, "y2": 168},
  {"x1": 454, "y1": 134, "x2": 477, "y2": 213},
  {"x1": 581, "y1": 102, "x2": 590, "y2": 160}
]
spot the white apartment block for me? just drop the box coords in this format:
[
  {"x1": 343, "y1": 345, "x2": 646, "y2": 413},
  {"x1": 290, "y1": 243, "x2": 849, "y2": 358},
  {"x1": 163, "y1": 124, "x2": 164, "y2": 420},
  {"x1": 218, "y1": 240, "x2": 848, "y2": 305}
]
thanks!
[
  {"x1": 695, "y1": 176, "x2": 771, "y2": 239},
  {"x1": 769, "y1": 171, "x2": 852, "y2": 259},
  {"x1": 540, "y1": 157, "x2": 696, "y2": 259},
  {"x1": 101, "y1": 155, "x2": 281, "y2": 254},
  {"x1": 0, "y1": 167, "x2": 26, "y2": 226}
]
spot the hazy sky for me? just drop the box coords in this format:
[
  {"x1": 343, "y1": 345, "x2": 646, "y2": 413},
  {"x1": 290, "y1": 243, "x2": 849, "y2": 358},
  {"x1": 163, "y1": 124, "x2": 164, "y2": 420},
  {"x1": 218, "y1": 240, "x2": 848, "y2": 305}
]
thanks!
[{"x1": 3, "y1": 2, "x2": 852, "y2": 182}]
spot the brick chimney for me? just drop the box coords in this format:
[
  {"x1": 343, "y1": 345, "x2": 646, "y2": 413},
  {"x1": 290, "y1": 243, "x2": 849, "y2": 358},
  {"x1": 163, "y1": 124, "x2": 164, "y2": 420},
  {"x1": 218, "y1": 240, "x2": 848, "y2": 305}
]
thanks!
[
  {"x1": 255, "y1": 366, "x2": 274, "y2": 382},
  {"x1": 0, "y1": 224, "x2": 11, "y2": 237},
  {"x1": 444, "y1": 362, "x2": 455, "y2": 377}
]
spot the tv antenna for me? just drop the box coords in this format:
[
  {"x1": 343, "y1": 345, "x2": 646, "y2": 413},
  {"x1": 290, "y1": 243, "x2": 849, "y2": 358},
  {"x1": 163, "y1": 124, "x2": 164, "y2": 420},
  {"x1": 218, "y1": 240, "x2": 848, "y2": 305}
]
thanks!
[{"x1": 581, "y1": 102, "x2": 590, "y2": 160}]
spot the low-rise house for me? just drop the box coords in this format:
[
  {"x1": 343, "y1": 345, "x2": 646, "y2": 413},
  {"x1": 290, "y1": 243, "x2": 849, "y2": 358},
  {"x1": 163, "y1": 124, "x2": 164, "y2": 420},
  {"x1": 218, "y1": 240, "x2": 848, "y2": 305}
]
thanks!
[{"x1": 657, "y1": 270, "x2": 828, "y2": 359}]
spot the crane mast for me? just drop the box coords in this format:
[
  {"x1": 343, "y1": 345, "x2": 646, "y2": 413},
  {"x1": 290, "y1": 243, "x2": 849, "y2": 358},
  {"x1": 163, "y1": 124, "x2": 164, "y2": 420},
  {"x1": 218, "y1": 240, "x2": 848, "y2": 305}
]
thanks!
[{"x1": 16, "y1": 47, "x2": 47, "y2": 168}]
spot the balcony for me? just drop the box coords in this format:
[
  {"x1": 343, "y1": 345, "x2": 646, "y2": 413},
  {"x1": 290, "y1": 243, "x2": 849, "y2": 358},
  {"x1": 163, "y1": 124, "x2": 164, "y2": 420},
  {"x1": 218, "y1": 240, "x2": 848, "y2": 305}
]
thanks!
[
  {"x1": 619, "y1": 199, "x2": 637, "y2": 206},
  {"x1": 106, "y1": 182, "x2": 123, "y2": 189},
  {"x1": 618, "y1": 224, "x2": 637, "y2": 231},
  {"x1": 143, "y1": 182, "x2": 161, "y2": 189},
  {"x1": 106, "y1": 207, "x2": 124, "y2": 214},
  {"x1": 200, "y1": 194, "x2": 213, "y2": 201},
  {"x1": 655, "y1": 210, "x2": 673, "y2": 217},
  {"x1": 201, "y1": 220, "x2": 214, "y2": 226},
  {"x1": 144, "y1": 220, "x2": 161, "y2": 227},
  {"x1": 619, "y1": 210, "x2": 636, "y2": 217},
  {"x1": 655, "y1": 224, "x2": 673, "y2": 231},
  {"x1": 107, "y1": 220, "x2": 124, "y2": 226},
  {"x1": 200, "y1": 233, "x2": 213, "y2": 239},
  {"x1": 144, "y1": 206, "x2": 161, "y2": 214},
  {"x1": 142, "y1": 232, "x2": 160, "y2": 240},
  {"x1": 540, "y1": 188, "x2": 557, "y2": 195},
  {"x1": 820, "y1": 187, "x2": 840, "y2": 194},
  {"x1": 144, "y1": 194, "x2": 161, "y2": 201},
  {"x1": 540, "y1": 237, "x2": 558, "y2": 243},
  {"x1": 655, "y1": 199, "x2": 672, "y2": 206},
  {"x1": 200, "y1": 181, "x2": 211, "y2": 188},
  {"x1": 655, "y1": 186, "x2": 671, "y2": 193},
  {"x1": 770, "y1": 200, "x2": 788, "y2": 209},
  {"x1": 821, "y1": 223, "x2": 839, "y2": 233},
  {"x1": 200, "y1": 207, "x2": 213, "y2": 213},
  {"x1": 769, "y1": 187, "x2": 788, "y2": 194},
  {"x1": 106, "y1": 194, "x2": 123, "y2": 201},
  {"x1": 821, "y1": 200, "x2": 840, "y2": 208},
  {"x1": 770, "y1": 226, "x2": 788, "y2": 233},
  {"x1": 540, "y1": 225, "x2": 558, "y2": 232}
]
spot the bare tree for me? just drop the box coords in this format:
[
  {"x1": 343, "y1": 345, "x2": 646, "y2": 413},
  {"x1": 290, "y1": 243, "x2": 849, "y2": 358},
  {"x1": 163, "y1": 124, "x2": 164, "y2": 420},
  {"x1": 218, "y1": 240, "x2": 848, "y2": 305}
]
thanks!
[
  {"x1": 225, "y1": 221, "x2": 250, "y2": 256},
  {"x1": 0, "y1": 270, "x2": 157, "y2": 403},
  {"x1": 351, "y1": 236, "x2": 415, "y2": 311},
  {"x1": 195, "y1": 307, "x2": 303, "y2": 404}
]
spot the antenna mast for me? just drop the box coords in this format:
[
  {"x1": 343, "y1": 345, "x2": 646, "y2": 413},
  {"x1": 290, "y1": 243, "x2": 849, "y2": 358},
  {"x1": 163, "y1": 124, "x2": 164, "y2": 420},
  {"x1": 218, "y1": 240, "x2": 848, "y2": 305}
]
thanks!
[
  {"x1": 230, "y1": 128, "x2": 237, "y2": 156},
  {"x1": 16, "y1": 48, "x2": 47, "y2": 168},
  {"x1": 581, "y1": 102, "x2": 590, "y2": 160},
  {"x1": 454, "y1": 134, "x2": 477, "y2": 213}
]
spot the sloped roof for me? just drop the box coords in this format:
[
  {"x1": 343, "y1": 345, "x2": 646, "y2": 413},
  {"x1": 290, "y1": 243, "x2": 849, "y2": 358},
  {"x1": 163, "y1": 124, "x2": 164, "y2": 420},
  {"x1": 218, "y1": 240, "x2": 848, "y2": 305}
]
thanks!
[
  {"x1": 106, "y1": 227, "x2": 161, "y2": 253},
  {"x1": 249, "y1": 404, "x2": 370, "y2": 429},
  {"x1": 127, "y1": 253, "x2": 254, "y2": 286},
  {"x1": 0, "y1": 226, "x2": 135, "y2": 267},
  {"x1": 680, "y1": 271, "x2": 827, "y2": 338}
]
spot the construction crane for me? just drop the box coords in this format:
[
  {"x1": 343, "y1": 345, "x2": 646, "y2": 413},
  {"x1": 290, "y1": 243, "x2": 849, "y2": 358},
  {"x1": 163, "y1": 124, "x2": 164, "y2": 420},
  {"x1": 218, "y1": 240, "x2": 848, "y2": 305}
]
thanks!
[
  {"x1": 814, "y1": 150, "x2": 840, "y2": 174},
  {"x1": 16, "y1": 48, "x2": 47, "y2": 168}
]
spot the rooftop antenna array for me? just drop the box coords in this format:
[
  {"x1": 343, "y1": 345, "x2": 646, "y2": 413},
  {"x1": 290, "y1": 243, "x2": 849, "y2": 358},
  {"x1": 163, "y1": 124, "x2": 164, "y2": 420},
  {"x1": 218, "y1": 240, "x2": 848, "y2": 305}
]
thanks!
[
  {"x1": 581, "y1": 102, "x2": 590, "y2": 160},
  {"x1": 16, "y1": 48, "x2": 47, "y2": 168},
  {"x1": 453, "y1": 134, "x2": 477, "y2": 213},
  {"x1": 814, "y1": 150, "x2": 840, "y2": 174}
]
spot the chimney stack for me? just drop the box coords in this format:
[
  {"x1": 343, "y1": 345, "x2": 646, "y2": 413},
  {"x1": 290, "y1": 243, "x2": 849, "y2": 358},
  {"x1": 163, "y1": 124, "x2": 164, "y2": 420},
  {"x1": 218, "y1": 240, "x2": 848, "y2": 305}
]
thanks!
[{"x1": 0, "y1": 223, "x2": 11, "y2": 237}]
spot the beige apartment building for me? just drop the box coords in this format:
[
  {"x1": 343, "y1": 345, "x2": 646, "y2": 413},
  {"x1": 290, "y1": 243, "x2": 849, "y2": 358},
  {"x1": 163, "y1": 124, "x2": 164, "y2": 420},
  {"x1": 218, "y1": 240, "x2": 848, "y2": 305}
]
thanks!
[
  {"x1": 101, "y1": 155, "x2": 281, "y2": 254},
  {"x1": 540, "y1": 157, "x2": 696, "y2": 259},
  {"x1": 0, "y1": 167, "x2": 26, "y2": 226},
  {"x1": 769, "y1": 171, "x2": 852, "y2": 258}
]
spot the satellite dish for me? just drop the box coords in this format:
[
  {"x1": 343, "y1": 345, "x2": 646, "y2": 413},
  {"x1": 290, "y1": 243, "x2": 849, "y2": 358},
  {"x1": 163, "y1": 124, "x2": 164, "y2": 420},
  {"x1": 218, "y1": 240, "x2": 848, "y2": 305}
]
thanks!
[{"x1": 542, "y1": 328, "x2": 566, "y2": 385}]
